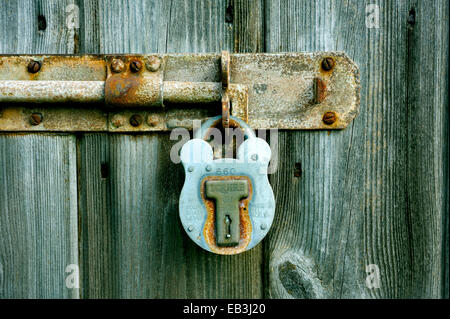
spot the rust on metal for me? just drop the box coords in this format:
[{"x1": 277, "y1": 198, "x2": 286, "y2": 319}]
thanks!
[
  {"x1": 130, "y1": 60, "x2": 142, "y2": 73},
  {"x1": 29, "y1": 112, "x2": 43, "y2": 125},
  {"x1": 315, "y1": 77, "x2": 327, "y2": 103},
  {"x1": 200, "y1": 117, "x2": 248, "y2": 160},
  {"x1": 129, "y1": 114, "x2": 143, "y2": 127},
  {"x1": 0, "y1": 52, "x2": 360, "y2": 132},
  {"x1": 200, "y1": 175, "x2": 253, "y2": 255},
  {"x1": 105, "y1": 56, "x2": 163, "y2": 108},
  {"x1": 322, "y1": 111, "x2": 337, "y2": 125},
  {"x1": 221, "y1": 51, "x2": 231, "y2": 129},
  {"x1": 110, "y1": 114, "x2": 126, "y2": 128},
  {"x1": 221, "y1": 50, "x2": 230, "y2": 90},
  {"x1": 221, "y1": 92, "x2": 230, "y2": 128},
  {"x1": 146, "y1": 114, "x2": 159, "y2": 127},
  {"x1": 0, "y1": 80, "x2": 104, "y2": 103},
  {"x1": 27, "y1": 60, "x2": 41, "y2": 73},
  {"x1": 321, "y1": 57, "x2": 335, "y2": 71},
  {"x1": 146, "y1": 56, "x2": 161, "y2": 72},
  {"x1": 163, "y1": 81, "x2": 221, "y2": 104},
  {"x1": 110, "y1": 59, "x2": 125, "y2": 73}
]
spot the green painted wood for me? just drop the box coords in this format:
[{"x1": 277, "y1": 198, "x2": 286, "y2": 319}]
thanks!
[
  {"x1": 0, "y1": 0, "x2": 80, "y2": 298},
  {"x1": 78, "y1": 0, "x2": 265, "y2": 298},
  {"x1": 264, "y1": 0, "x2": 448, "y2": 298}
]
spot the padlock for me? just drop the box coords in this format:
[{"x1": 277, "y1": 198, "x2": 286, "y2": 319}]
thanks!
[{"x1": 179, "y1": 115, "x2": 275, "y2": 255}]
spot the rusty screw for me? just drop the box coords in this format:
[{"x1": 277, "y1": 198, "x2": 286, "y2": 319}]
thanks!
[
  {"x1": 146, "y1": 115, "x2": 159, "y2": 127},
  {"x1": 111, "y1": 59, "x2": 125, "y2": 73},
  {"x1": 30, "y1": 113, "x2": 43, "y2": 125},
  {"x1": 322, "y1": 112, "x2": 337, "y2": 125},
  {"x1": 321, "y1": 57, "x2": 335, "y2": 71},
  {"x1": 130, "y1": 60, "x2": 142, "y2": 73},
  {"x1": 146, "y1": 56, "x2": 161, "y2": 72},
  {"x1": 27, "y1": 60, "x2": 41, "y2": 73},
  {"x1": 111, "y1": 114, "x2": 125, "y2": 128},
  {"x1": 130, "y1": 114, "x2": 143, "y2": 127}
]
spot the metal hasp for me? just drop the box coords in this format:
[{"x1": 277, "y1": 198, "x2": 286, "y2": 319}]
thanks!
[
  {"x1": 0, "y1": 52, "x2": 360, "y2": 132},
  {"x1": 206, "y1": 179, "x2": 249, "y2": 247}
]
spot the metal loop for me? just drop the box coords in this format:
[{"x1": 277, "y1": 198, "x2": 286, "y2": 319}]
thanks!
[
  {"x1": 221, "y1": 51, "x2": 231, "y2": 129},
  {"x1": 222, "y1": 92, "x2": 230, "y2": 129},
  {"x1": 221, "y1": 50, "x2": 230, "y2": 90},
  {"x1": 194, "y1": 115, "x2": 255, "y2": 141}
]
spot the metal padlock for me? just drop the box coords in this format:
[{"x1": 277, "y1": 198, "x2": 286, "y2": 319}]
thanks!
[{"x1": 179, "y1": 116, "x2": 275, "y2": 255}]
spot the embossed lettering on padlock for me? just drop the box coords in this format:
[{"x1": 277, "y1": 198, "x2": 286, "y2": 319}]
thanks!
[{"x1": 179, "y1": 116, "x2": 275, "y2": 255}]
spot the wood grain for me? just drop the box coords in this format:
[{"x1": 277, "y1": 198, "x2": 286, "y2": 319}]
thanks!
[
  {"x1": 0, "y1": 0, "x2": 447, "y2": 299},
  {"x1": 0, "y1": 0, "x2": 80, "y2": 298},
  {"x1": 0, "y1": 134, "x2": 79, "y2": 298},
  {"x1": 78, "y1": 0, "x2": 265, "y2": 298},
  {"x1": 265, "y1": 0, "x2": 448, "y2": 298}
]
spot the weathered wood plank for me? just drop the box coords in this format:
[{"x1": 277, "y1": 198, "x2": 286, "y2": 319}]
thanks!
[
  {"x1": 232, "y1": 0, "x2": 265, "y2": 52},
  {"x1": 0, "y1": 134, "x2": 78, "y2": 298},
  {"x1": 1, "y1": 0, "x2": 447, "y2": 299},
  {"x1": 0, "y1": 0, "x2": 80, "y2": 298},
  {"x1": 408, "y1": 0, "x2": 449, "y2": 299},
  {"x1": 78, "y1": 0, "x2": 265, "y2": 298},
  {"x1": 265, "y1": 0, "x2": 448, "y2": 298}
]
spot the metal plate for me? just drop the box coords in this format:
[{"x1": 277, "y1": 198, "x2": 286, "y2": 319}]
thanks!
[{"x1": 0, "y1": 53, "x2": 360, "y2": 132}]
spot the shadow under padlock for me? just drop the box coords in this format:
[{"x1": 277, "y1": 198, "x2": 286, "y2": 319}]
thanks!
[{"x1": 179, "y1": 115, "x2": 275, "y2": 255}]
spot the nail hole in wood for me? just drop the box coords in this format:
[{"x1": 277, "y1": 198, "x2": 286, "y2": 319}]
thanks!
[
  {"x1": 407, "y1": 8, "x2": 416, "y2": 26},
  {"x1": 294, "y1": 162, "x2": 302, "y2": 178},
  {"x1": 100, "y1": 162, "x2": 109, "y2": 179},
  {"x1": 225, "y1": 4, "x2": 233, "y2": 23},
  {"x1": 38, "y1": 15, "x2": 47, "y2": 31}
]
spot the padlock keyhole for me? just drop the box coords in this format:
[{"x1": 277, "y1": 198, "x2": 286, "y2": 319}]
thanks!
[{"x1": 225, "y1": 215, "x2": 232, "y2": 239}]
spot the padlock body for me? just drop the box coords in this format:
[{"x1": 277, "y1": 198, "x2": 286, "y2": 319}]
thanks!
[{"x1": 179, "y1": 140, "x2": 275, "y2": 255}]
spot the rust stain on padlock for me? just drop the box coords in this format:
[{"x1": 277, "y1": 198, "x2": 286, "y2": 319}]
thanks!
[{"x1": 200, "y1": 175, "x2": 253, "y2": 255}]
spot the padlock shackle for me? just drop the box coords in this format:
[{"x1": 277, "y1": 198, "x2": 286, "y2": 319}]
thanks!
[{"x1": 194, "y1": 115, "x2": 255, "y2": 141}]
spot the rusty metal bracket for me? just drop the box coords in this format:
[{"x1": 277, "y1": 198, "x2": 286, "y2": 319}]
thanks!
[{"x1": 0, "y1": 52, "x2": 359, "y2": 132}]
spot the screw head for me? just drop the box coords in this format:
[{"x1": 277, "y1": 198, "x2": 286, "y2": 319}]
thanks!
[
  {"x1": 260, "y1": 223, "x2": 267, "y2": 230},
  {"x1": 27, "y1": 60, "x2": 41, "y2": 73},
  {"x1": 130, "y1": 60, "x2": 142, "y2": 73},
  {"x1": 129, "y1": 114, "x2": 143, "y2": 127},
  {"x1": 146, "y1": 56, "x2": 161, "y2": 72},
  {"x1": 146, "y1": 115, "x2": 159, "y2": 127},
  {"x1": 110, "y1": 59, "x2": 125, "y2": 73},
  {"x1": 111, "y1": 114, "x2": 125, "y2": 128},
  {"x1": 321, "y1": 57, "x2": 335, "y2": 71},
  {"x1": 30, "y1": 113, "x2": 43, "y2": 125},
  {"x1": 187, "y1": 225, "x2": 194, "y2": 232},
  {"x1": 251, "y1": 154, "x2": 259, "y2": 161},
  {"x1": 322, "y1": 112, "x2": 337, "y2": 125},
  {"x1": 205, "y1": 165, "x2": 212, "y2": 172},
  {"x1": 188, "y1": 166, "x2": 194, "y2": 173}
]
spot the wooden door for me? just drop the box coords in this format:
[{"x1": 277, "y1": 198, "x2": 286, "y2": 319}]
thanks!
[{"x1": 0, "y1": 0, "x2": 448, "y2": 299}]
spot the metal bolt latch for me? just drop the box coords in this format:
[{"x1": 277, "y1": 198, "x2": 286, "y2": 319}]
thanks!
[{"x1": 0, "y1": 52, "x2": 360, "y2": 132}]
